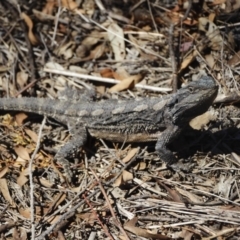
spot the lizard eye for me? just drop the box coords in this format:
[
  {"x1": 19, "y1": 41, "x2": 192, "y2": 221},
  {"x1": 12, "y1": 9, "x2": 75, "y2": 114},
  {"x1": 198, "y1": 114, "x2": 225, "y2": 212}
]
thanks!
[{"x1": 189, "y1": 87, "x2": 194, "y2": 93}]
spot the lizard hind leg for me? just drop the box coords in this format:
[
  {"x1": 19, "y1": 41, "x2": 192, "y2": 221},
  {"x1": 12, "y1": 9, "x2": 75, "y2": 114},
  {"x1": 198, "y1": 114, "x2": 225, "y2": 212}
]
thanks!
[{"x1": 54, "y1": 127, "x2": 88, "y2": 182}]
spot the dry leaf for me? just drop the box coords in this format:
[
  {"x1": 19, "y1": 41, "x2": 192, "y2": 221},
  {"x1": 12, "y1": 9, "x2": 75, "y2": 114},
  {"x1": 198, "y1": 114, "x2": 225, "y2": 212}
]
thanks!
[
  {"x1": 198, "y1": 17, "x2": 223, "y2": 50},
  {"x1": 167, "y1": 10, "x2": 197, "y2": 25},
  {"x1": 122, "y1": 170, "x2": 133, "y2": 182},
  {"x1": 176, "y1": 187, "x2": 204, "y2": 204},
  {"x1": 133, "y1": 178, "x2": 167, "y2": 196},
  {"x1": 42, "y1": 0, "x2": 55, "y2": 14},
  {"x1": 19, "y1": 208, "x2": 31, "y2": 219},
  {"x1": 100, "y1": 68, "x2": 114, "y2": 78},
  {"x1": 77, "y1": 213, "x2": 96, "y2": 226},
  {"x1": 13, "y1": 228, "x2": 21, "y2": 239},
  {"x1": 82, "y1": 31, "x2": 104, "y2": 47},
  {"x1": 47, "y1": 215, "x2": 62, "y2": 224},
  {"x1": 118, "y1": 235, "x2": 128, "y2": 240},
  {"x1": 159, "y1": 182, "x2": 183, "y2": 203},
  {"x1": 87, "y1": 42, "x2": 106, "y2": 60},
  {"x1": 39, "y1": 178, "x2": 54, "y2": 188},
  {"x1": 113, "y1": 170, "x2": 133, "y2": 187},
  {"x1": 46, "y1": 193, "x2": 66, "y2": 215},
  {"x1": 228, "y1": 50, "x2": 240, "y2": 66},
  {"x1": 82, "y1": 0, "x2": 95, "y2": 16},
  {"x1": 108, "y1": 22, "x2": 125, "y2": 61},
  {"x1": 179, "y1": 229, "x2": 194, "y2": 240},
  {"x1": 180, "y1": 17, "x2": 222, "y2": 72},
  {"x1": 96, "y1": 85, "x2": 105, "y2": 95},
  {"x1": 122, "y1": 148, "x2": 139, "y2": 163},
  {"x1": 0, "y1": 167, "x2": 9, "y2": 178},
  {"x1": 0, "y1": 178, "x2": 16, "y2": 207},
  {"x1": 111, "y1": 187, "x2": 126, "y2": 198},
  {"x1": 25, "y1": 129, "x2": 38, "y2": 143},
  {"x1": 14, "y1": 146, "x2": 30, "y2": 161},
  {"x1": 204, "y1": 54, "x2": 220, "y2": 70},
  {"x1": 2, "y1": 114, "x2": 14, "y2": 126},
  {"x1": 21, "y1": 13, "x2": 38, "y2": 45},
  {"x1": 15, "y1": 113, "x2": 28, "y2": 126},
  {"x1": 116, "y1": 202, "x2": 135, "y2": 219},
  {"x1": 17, "y1": 172, "x2": 28, "y2": 187},
  {"x1": 208, "y1": 12, "x2": 216, "y2": 22},
  {"x1": 45, "y1": 62, "x2": 65, "y2": 70},
  {"x1": 214, "y1": 93, "x2": 240, "y2": 104},
  {"x1": 124, "y1": 217, "x2": 172, "y2": 239},
  {"x1": 19, "y1": 228, "x2": 28, "y2": 240},
  {"x1": 133, "y1": 162, "x2": 146, "y2": 170},
  {"x1": 68, "y1": 65, "x2": 88, "y2": 74},
  {"x1": 231, "y1": 152, "x2": 240, "y2": 165},
  {"x1": 55, "y1": 41, "x2": 74, "y2": 60},
  {"x1": 17, "y1": 167, "x2": 35, "y2": 186},
  {"x1": 0, "y1": 222, "x2": 16, "y2": 234},
  {"x1": 109, "y1": 74, "x2": 142, "y2": 92},
  {"x1": 213, "y1": 175, "x2": 235, "y2": 198},
  {"x1": 180, "y1": 49, "x2": 200, "y2": 71},
  {"x1": 212, "y1": 0, "x2": 226, "y2": 5},
  {"x1": 114, "y1": 67, "x2": 129, "y2": 80},
  {"x1": 180, "y1": 41, "x2": 193, "y2": 52},
  {"x1": 228, "y1": 0, "x2": 240, "y2": 11},
  {"x1": 14, "y1": 156, "x2": 28, "y2": 168},
  {"x1": 16, "y1": 71, "x2": 28, "y2": 89},
  {"x1": 190, "y1": 111, "x2": 216, "y2": 130},
  {"x1": 61, "y1": 0, "x2": 78, "y2": 10}
]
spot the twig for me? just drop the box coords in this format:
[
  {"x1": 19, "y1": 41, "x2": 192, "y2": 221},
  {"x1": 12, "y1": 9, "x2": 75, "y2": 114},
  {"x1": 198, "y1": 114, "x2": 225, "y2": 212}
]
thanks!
[
  {"x1": 169, "y1": 24, "x2": 178, "y2": 93},
  {"x1": 182, "y1": 0, "x2": 193, "y2": 22},
  {"x1": 36, "y1": 147, "x2": 139, "y2": 239},
  {"x1": 14, "y1": 79, "x2": 38, "y2": 97},
  {"x1": 51, "y1": 0, "x2": 61, "y2": 46},
  {"x1": 16, "y1": 5, "x2": 39, "y2": 85},
  {"x1": 90, "y1": 168, "x2": 130, "y2": 240},
  {"x1": 83, "y1": 194, "x2": 114, "y2": 240},
  {"x1": 30, "y1": 116, "x2": 46, "y2": 240},
  {"x1": 147, "y1": 0, "x2": 158, "y2": 34},
  {"x1": 44, "y1": 68, "x2": 172, "y2": 92},
  {"x1": 38, "y1": 175, "x2": 100, "y2": 222},
  {"x1": 95, "y1": 0, "x2": 105, "y2": 11},
  {"x1": 36, "y1": 149, "x2": 137, "y2": 238},
  {"x1": 36, "y1": 189, "x2": 100, "y2": 240},
  {"x1": 130, "y1": 0, "x2": 145, "y2": 12},
  {"x1": 155, "y1": 175, "x2": 240, "y2": 207},
  {"x1": 104, "y1": 147, "x2": 142, "y2": 186},
  {"x1": 133, "y1": 178, "x2": 167, "y2": 197},
  {"x1": 152, "y1": 2, "x2": 193, "y2": 22},
  {"x1": 88, "y1": 232, "x2": 97, "y2": 240},
  {"x1": 1, "y1": 23, "x2": 16, "y2": 41}
]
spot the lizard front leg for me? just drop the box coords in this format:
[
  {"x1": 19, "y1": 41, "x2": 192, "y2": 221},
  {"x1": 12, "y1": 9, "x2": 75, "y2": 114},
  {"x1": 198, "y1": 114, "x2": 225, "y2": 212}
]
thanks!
[
  {"x1": 155, "y1": 125, "x2": 182, "y2": 165},
  {"x1": 54, "y1": 127, "x2": 88, "y2": 182}
]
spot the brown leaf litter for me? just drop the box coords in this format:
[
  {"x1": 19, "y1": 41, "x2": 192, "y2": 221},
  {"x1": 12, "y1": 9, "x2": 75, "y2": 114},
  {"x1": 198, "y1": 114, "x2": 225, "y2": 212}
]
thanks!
[{"x1": 0, "y1": 0, "x2": 240, "y2": 239}]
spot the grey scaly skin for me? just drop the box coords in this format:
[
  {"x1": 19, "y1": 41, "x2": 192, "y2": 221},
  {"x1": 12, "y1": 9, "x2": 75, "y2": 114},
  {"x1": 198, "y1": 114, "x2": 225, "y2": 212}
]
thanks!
[{"x1": 0, "y1": 76, "x2": 218, "y2": 181}]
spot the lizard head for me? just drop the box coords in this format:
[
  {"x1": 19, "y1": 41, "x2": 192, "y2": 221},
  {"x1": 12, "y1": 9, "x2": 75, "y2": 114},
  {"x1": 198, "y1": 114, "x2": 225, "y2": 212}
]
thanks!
[{"x1": 169, "y1": 76, "x2": 218, "y2": 125}]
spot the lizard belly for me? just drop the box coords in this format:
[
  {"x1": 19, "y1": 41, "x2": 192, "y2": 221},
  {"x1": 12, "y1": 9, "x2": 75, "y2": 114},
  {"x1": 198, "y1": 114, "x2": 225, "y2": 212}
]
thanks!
[{"x1": 88, "y1": 125, "x2": 165, "y2": 142}]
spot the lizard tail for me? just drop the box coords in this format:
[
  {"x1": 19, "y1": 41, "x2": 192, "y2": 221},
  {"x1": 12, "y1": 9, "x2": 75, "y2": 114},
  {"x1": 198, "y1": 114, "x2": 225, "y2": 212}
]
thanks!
[{"x1": 0, "y1": 97, "x2": 66, "y2": 117}]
